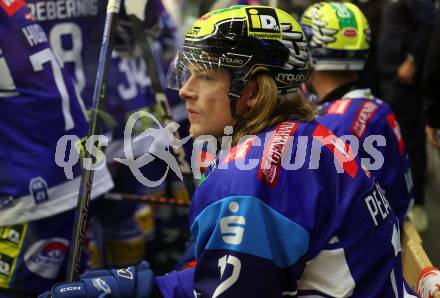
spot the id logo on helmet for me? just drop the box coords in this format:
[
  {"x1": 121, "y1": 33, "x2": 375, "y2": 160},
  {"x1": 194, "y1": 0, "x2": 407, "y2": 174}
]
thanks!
[{"x1": 246, "y1": 7, "x2": 281, "y2": 38}]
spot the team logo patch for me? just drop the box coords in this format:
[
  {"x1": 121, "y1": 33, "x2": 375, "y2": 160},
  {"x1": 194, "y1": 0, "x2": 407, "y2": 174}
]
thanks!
[
  {"x1": 350, "y1": 101, "x2": 378, "y2": 138},
  {"x1": 258, "y1": 121, "x2": 298, "y2": 187},
  {"x1": 246, "y1": 7, "x2": 281, "y2": 39},
  {"x1": 24, "y1": 238, "x2": 69, "y2": 279},
  {"x1": 0, "y1": 0, "x2": 25, "y2": 16},
  {"x1": 29, "y1": 177, "x2": 49, "y2": 204}
]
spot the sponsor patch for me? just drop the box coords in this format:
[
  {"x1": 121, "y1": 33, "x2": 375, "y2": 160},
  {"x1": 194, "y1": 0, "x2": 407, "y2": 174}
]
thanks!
[
  {"x1": 386, "y1": 113, "x2": 405, "y2": 155},
  {"x1": 350, "y1": 101, "x2": 378, "y2": 138},
  {"x1": 0, "y1": 253, "x2": 13, "y2": 280},
  {"x1": 327, "y1": 99, "x2": 351, "y2": 114},
  {"x1": 0, "y1": 225, "x2": 24, "y2": 246},
  {"x1": 276, "y1": 72, "x2": 306, "y2": 86},
  {"x1": 186, "y1": 26, "x2": 201, "y2": 36},
  {"x1": 258, "y1": 121, "x2": 298, "y2": 187},
  {"x1": 246, "y1": 7, "x2": 281, "y2": 39},
  {"x1": 24, "y1": 238, "x2": 69, "y2": 279},
  {"x1": 313, "y1": 124, "x2": 358, "y2": 178},
  {"x1": 343, "y1": 28, "x2": 358, "y2": 37},
  {"x1": 0, "y1": 0, "x2": 25, "y2": 16}
]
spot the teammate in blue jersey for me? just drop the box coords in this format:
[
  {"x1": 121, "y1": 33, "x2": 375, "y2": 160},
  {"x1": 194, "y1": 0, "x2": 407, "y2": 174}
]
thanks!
[
  {"x1": 0, "y1": 0, "x2": 113, "y2": 296},
  {"x1": 22, "y1": 0, "x2": 189, "y2": 271},
  {"x1": 39, "y1": 5, "x2": 415, "y2": 298},
  {"x1": 87, "y1": 0, "x2": 193, "y2": 271},
  {"x1": 300, "y1": 2, "x2": 413, "y2": 223}
]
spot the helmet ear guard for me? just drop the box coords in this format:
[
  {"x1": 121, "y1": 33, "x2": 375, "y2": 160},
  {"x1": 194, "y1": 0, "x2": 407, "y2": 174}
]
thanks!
[
  {"x1": 166, "y1": 5, "x2": 310, "y2": 110},
  {"x1": 300, "y1": 2, "x2": 370, "y2": 71}
]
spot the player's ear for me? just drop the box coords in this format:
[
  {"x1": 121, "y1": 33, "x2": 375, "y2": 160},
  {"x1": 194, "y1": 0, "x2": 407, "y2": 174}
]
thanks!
[{"x1": 244, "y1": 80, "x2": 259, "y2": 108}]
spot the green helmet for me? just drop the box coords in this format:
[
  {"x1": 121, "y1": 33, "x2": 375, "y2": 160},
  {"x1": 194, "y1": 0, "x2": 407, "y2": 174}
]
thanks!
[
  {"x1": 301, "y1": 2, "x2": 371, "y2": 71},
  {"x1": 166, "y1": 5, "x2": 309, "y2": 113}
]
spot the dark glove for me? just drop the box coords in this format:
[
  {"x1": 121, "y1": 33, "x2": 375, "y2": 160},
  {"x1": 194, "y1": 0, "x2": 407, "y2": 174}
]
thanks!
[{"x1": 38, "y1": 261, "x2": 154, "y2": 298}]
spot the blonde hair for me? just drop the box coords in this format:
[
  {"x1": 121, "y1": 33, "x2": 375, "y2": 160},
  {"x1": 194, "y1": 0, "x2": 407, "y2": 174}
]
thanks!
[{"x1": 232, "y1": 74, "x2": 315, "y2": 145}]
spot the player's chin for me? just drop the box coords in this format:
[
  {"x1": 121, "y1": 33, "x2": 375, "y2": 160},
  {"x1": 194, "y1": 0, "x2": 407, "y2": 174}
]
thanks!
[{"x1": 189, "y1": 124, "x2": 204, "y2": 139}]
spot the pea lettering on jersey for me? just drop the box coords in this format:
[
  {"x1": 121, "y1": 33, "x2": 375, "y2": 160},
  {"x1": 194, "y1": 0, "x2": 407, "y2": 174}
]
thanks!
[
  {"x1": 364, "y1": 184, "x2": 392, "y2": 226},
  {"x1": 27, "y1": 0, "x2": 98, "y2": 21}
]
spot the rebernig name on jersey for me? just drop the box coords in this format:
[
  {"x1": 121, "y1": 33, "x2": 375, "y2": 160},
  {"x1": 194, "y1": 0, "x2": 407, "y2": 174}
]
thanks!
[{"x1": 27, "y1": 0, "x2": 98, "y2": 21}]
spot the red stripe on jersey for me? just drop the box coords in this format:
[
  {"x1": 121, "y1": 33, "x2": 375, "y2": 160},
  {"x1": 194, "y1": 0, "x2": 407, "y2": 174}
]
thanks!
[
  {"x1": 313, "y1": 124, "x2": 359, "y2": 178},
  {"x1": 0, "y1": 0, "x2": 26, "y2": 17},
  {"x1": 258, "y1": 121, "x2": 298, "y2": 188},
  {"x1": 350, "y1": 101, "x2": 378, "y2": 138},
  {"x1": 386, "y1": 113, "x2": 405, "y2": 155},
  {"x1": 222, "y1": 137, "x2": 255, "y2": 164}
]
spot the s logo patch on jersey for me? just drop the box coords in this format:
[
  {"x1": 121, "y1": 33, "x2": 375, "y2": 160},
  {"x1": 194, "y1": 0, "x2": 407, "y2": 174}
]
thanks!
[{"x1": 0, "y1": 0, "x2": 25, "y2": 17}]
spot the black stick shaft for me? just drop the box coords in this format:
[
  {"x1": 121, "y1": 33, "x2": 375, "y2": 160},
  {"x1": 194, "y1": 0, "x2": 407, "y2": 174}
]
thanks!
[{"x1": 66, "y1": 0, "x2": 121, "y2": 282}]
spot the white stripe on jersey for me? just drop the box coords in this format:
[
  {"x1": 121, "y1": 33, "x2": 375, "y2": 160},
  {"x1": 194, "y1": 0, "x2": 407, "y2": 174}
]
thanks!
[
  {"x1": 0, "y1": 162, "x2": 113, "y2": 226},
  {"x1": 297, "y1": 238, "x2": 355, "y2": 297}
]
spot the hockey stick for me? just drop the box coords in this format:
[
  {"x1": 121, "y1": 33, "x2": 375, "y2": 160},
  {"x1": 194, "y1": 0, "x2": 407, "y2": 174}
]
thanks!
[
  {"x1": 105, "y1": 192, "x2": 190, "y2": 207},
  {"x1": 125, "y1": 0, "x2": 196, "y2": 198},
  {"x1": 66, "y1": 0, "x2": 121, "y2": 282}
]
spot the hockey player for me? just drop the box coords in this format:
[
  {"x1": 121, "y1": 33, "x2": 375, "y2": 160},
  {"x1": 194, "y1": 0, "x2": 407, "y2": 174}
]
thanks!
[
  {"x1": 300, "y1": 2, "x2": 413, "y2": 223},
  {"x1": 87, "y1": 0, "x2": 188, "y2": 270},
  {"x1": 0, "y1": 1, "x2": 113, "y2": 296},
  {"x1": 40, "y1": 5, "x2": 414, "y2": 297}
]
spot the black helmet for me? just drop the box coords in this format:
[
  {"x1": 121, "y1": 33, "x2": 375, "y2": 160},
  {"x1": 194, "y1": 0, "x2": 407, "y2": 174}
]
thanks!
[{"x1": 166, "y1": 5, "x2": 309, "y2": 114}]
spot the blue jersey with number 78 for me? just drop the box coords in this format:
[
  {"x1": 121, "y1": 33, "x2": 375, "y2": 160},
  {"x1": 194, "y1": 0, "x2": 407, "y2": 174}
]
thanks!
[{"x1": 0, "y1": 0, "x2": 110, "y2": 226}]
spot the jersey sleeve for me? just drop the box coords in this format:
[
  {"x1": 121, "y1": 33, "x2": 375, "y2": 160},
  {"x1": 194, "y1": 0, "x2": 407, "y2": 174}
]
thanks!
[
  {"x1": 155, "y1": 268, "x2": 195, "y2": 298},
  {"x1": 366, "y1": 108, "x2": 413, "y2": 222},
  {"x1": 189, "y1": 194, "x2": 311, "y2": 297}
]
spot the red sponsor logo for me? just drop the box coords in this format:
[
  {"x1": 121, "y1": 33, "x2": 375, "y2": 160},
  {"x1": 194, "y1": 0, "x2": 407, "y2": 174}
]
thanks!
[
  {"x1": 313, "y1": 124, "x2": 358, "y2": 178},
  {"x1": 0, "y1": 0, "x2": 25, "y2": 16},
  {"x1": 343, "y1": 28, "x2": 358, "y2": 37},
  {"x1": 351, "y1": 101, "x2": 378, "y2": 138},
  {"x1": 327, "y1": 99, "x2": 351, "y2": 114},
  {"x1": 258, "y1": 121, "x2": 298, "y2": 187},
  {"x1": 386, "y1": 113, "x2": 405, "y2": 155}
]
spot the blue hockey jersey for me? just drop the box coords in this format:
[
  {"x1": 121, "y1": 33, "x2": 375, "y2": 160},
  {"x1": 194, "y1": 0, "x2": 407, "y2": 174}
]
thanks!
[
  {"x1": 316, "y1": 83, "x2": 413, "y2": 222},
  {"x1": 0, "y1": 0, "x2": 112, "y2": 226},
  {"x1": 155, "y1": 120, "x2": 414, "y2": 297}
]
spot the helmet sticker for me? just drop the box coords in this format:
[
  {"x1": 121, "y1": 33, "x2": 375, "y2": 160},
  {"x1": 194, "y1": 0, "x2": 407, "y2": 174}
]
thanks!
[{"x1": 246, "y1": 7, "x2": 281, "y2": 39}]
